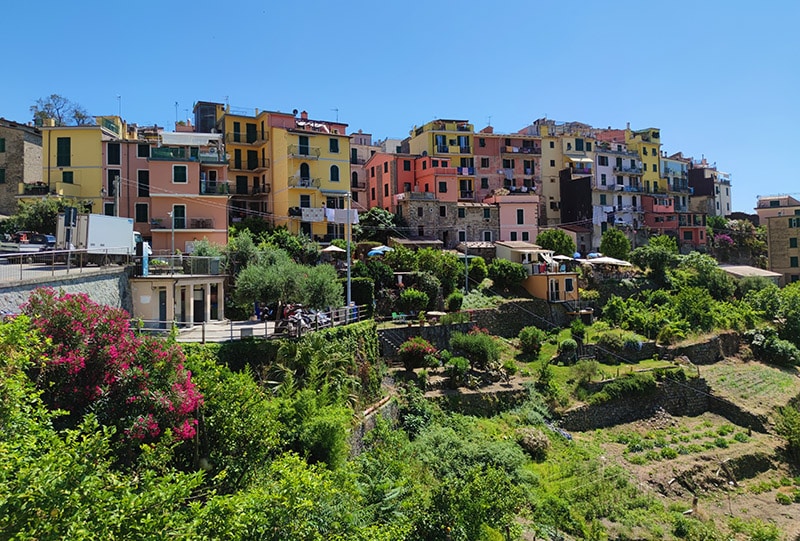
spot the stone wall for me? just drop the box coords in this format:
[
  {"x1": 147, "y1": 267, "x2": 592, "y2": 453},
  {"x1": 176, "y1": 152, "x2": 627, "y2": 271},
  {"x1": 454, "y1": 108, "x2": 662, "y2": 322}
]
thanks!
[
  {"x1": 378, "y1": 322, "x2": 473, "y2": 355},
  {"x1": 660, "y1": 331, "x2": 741, "y2": 365},
  {"x1": 470, "y1": 299, "x2": 570, "y2": 337},
  {"x1": 430, "y1": 387, "x2": 530, "y2": 417},
  {"x1": 0, "y1": 121, "x2": 42, "y2": 216},
  {"x1": 0, "y1": 268, "x2": 132, "y2": 316}
]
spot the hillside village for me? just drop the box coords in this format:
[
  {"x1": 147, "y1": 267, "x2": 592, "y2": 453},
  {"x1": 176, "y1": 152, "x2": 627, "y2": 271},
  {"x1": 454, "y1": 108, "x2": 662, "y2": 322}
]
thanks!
[{"x1": 1, "y1": 100, "x2": 800, "y2": 540}]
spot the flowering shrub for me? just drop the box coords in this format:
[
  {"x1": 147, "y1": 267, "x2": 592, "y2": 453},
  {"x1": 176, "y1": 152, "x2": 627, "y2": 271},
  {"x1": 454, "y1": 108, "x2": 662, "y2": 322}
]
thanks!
[
  {"x1": 714, "y1": 234, "x2": 734, "y2": 247},
  {"x1": 21, "y1": 288, "x2": 202, "y2": 450},
  {"x1": 397, "y1": 336, "x2": 437, "y2": 371}
]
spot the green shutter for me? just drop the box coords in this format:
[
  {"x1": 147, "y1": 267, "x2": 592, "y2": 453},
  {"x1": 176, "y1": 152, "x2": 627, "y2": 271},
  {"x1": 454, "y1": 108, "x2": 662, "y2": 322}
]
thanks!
[
  {"x1": 0, "y1": 138, "x2": 5, "y2": 152},
  {"x1": 57, "y1": 137, "x2": 71, "y2": 166},
  {"x1": 0, "y1": 168, "x2": 5, "y2": 184}
]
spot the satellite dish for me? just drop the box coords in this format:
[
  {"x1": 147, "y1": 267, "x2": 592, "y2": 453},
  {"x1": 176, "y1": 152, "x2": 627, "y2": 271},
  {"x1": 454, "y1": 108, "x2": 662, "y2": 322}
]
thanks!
[{"x1": 292, "y1": 109, "x2": 298, "y2": 116}]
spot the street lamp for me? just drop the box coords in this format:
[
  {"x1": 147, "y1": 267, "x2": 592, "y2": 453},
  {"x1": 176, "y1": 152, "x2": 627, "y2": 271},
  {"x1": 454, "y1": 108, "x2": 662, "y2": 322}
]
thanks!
[{"x1": 167, "y1": 210, "x2": 175, "y2": 258}]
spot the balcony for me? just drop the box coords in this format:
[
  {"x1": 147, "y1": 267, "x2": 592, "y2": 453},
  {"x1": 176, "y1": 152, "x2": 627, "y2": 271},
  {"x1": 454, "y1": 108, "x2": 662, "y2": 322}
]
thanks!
[
  {"x1": 189, "y1": 217, "x2": 216, "y2": 229},
  {"x1": 613, "y1": 165, "x2": 643, "y2": 175},
  {"x1": 350, "y1": 180, "x2": 367, "y2": 189},
  {"x1": 150, "y1": 147, "x2": 189, "y2": 160},
  {"x1": 350, "y1": 157, "x2": 366, "y2": 165},
  {"x1": 572, "y1": 166, "x2": 592, "y2": 175},
  {"x1": 458, "y1": 190, "x2": 475, "y2": 201},
  {"x1": 20, "y1": 183, "x2": 50, "y2": 196},
  {"x1": 287, "y1": 144, "x2": 321, "y2": 159},
  {"x1": 459, "y1": 146, "x2": 471, "y2": 154},
  {"x1": 198, "y1": 150, "x2": 226, "y2": 163},
  {"x1": 232, "y1": 183, "x2": 270, "y2": 196},
  {"x1": 199, "y1": 180, "x2": 230, "y2": 195},
  {"x1": 436, "y1": 145, "x2": 449, "y2": 153},
  {"x1": 288, "y1": 176, "x2": 321, "y2": 189},
  {"x1": 225, "y1": 131, "x2": 268, "y2": 145},
  {"x1": 503, "y1": 145, "x2": 542, "y2": 155},
  {"x1": 395, "y1": 191, "x2": 435, "y2": 202},
  {"x1": 229, "y1": 158, "x2": 270, "y2": 172}
]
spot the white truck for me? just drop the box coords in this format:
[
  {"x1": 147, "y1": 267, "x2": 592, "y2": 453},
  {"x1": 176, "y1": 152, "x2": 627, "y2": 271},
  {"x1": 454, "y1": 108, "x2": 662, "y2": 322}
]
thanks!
[{"x1": 56, "y1": 213, "x2": 145, "y2": 265}]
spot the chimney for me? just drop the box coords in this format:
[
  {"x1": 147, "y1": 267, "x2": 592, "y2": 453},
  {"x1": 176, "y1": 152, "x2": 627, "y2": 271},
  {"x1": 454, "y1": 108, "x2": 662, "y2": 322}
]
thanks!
[{"x1": 300, "y1": 110, "x2": 308, "y2": 120}]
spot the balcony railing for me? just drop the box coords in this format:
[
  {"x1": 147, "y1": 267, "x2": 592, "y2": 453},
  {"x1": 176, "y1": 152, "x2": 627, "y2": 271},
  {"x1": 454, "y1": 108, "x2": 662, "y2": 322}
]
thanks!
[
  {"x1": 21, "y1": 183, "x2": 50, "y2": 195},
  {"x1": 189, "y1": 217, "x2": 215, "y2": 229},
  {"x1": 232, "y1": 183, "x2": 270, "y2": 196},
  {"x1": 613, "y1": 165, "x2": 643, "y2": 175},
  {"x1": 198, "y1": 150, "x2": 226, "y2": 163},
  {"x1": 572, "y1": 167, "x2": 592, "y2": 175},
  {"x1": 199, "y1": 180, "x2": 230, "y2": 195},
  {"x1": 288, "y1": 176, "x2": 321, "y2": 189},
  {"x1": 459, "y1": 146, "x2": 471, "y2": 154},
  {"x1": 151, "y1": 147, "x2": 189, "y2": 160},
  {"x1": 395, "y1": 191, "x2": 435, "y2": 201},
  {"x1": 436, "y1": 145, "x2": 449, "y2": 153},
  {"x1": 229, "y1": 158, "x2": 270, "y2": 171},
  {"x1": 225, "y1": 132, "x2": 268, "y2": 144},
  {"x1": 350, "y1": 180, "x2": 367, "y2": 189},
  {"x1": 459, "y1": 190, "x2": 475, "y2": 200},
  {"x1": 288, "y1": 144, "x2": 321, "y2": 158},
  {"x1": 350, "y1": 157, "x2": 366, "y2": 165},
  {"x1": 503, "y1": 146, "x2": 542, "y2": 155}
]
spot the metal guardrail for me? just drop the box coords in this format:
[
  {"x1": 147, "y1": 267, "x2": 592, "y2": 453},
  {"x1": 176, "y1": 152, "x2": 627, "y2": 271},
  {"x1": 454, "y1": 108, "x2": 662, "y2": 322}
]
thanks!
[{"x1": 0, "y1": 248, "x2": 137, "y2": 284}]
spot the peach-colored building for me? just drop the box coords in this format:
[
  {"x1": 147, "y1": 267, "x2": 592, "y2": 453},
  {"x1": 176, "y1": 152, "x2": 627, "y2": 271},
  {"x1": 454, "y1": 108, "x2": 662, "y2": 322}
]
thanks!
[
  {"x1": 364, "y1": 152, "x2": 417, "y2": 213},
  {"x1": 146, "y1": 131, "x2": 229, "y2": 253},
  {"x1": 642, "y1": 194, "x2": 678, "y2": 236},
  {"x1": 484, "y1": 192, "x2": 539, "y2": 242}
]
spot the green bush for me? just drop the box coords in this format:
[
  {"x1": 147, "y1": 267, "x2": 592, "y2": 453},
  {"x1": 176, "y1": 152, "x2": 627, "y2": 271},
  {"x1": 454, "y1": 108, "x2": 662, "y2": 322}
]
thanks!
[
  {"x1": 468, "y1": 257, "x2": 488, "y2": 285},
  {"x1": 745, "y1": 326, "x2": 800, "y2": 367},
  {"x1": 487, "y1": 259, "x2": 527, "y2": 290},
  {"x1": 558, "y1": 338, "x2": 578, "y2": 365},
  {"x1": 588, "y1": 372, "x2": 656, "y2": 404},
  {"x1": 445, "y1": 291, "x2": 464, "y2": 312},
  {"x1": 397, "y1": 287, "x2": 429, "y2": 314},
  {"x1": 398, "y1": 336, "x2": 437, "y2": 371},
  {"x1": 450, "y1": 331, "x2": 500, "y2": 370},
  {"x1": 518, "y1": 326, "x2": 547, "y2": 357},
  {"x1": 569, "y1": 319, "x2": 586, "y2": 341},
  {"x1": 445, "y1": 356, "x2": 470, "y2": 387}
]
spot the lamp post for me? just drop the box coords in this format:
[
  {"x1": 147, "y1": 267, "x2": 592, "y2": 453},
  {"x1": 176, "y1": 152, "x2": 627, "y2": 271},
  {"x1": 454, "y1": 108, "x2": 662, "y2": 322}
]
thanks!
[
  {"x1": 345, "y1": 193, "x2": 352, "y2": 320},
  {"x1": 167, "y1": 210, "x2": 175, "y2": 258}
]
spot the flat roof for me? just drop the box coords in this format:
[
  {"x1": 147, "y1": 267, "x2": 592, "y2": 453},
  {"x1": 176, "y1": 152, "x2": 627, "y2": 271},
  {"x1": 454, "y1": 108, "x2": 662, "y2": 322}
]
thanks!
[{"x1": 718, "y1": 265, "x2": 782, "y2": 279}]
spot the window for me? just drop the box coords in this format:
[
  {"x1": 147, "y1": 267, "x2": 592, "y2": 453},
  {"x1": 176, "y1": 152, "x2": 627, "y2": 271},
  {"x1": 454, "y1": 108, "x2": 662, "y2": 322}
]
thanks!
[
  {"x1": 422, "y1": 161, "x2": 427, "y2": 170},
  {"x1": 135, "y1": 203, "x2": 148, "y2": 223},
  {"x1": 503, "y1": 159, "x2": 515, "y2": 169},
  {"x1": 458, "y1": 208, "x2": 465, "y2": 218},
  {"x1": 381, "y1": 162, "x2": 388, "y2": 173},
  {"x1": 585, "y1": 142, "x2": 591, "y2": 151},
  {"x1": 432, "y1": 160, "x2": 439, "y2": 167},
  {"x1": 598, "y1": 156, "x2": 608, "y2": 166},
  {"x1": 601, "y1": 222, "x2": 607, "y2": 233},
  {"x1": 483, "y1": 231, "x2": 492, "y2": 242},
  {"x1": 61, "y1": 170, "x2": 73, "y2": 184},
  {"x1": 481, "y1": 177, "x2": 489, "y2": 189},
  {"x1": 329, "y1": 138, "x2": 339, "y2": 153},
  {"x1": 173, "y1": 165, "x2": 187, "y2": 183},
  {"x1": 479, "y1": 138, "x2": 485, "y2": 147},
  {"x1": 600, "y1": 173, "x2": 607, "y2": 185},
  {"x1": 575, "y1": 138, "x2": 584, "y2": 151},
  {"x1": 384, "y1": 184, "x2": 389, "y2": 197},
  {"x1": 299, "y1": 195, "x2": 310, "y2": 208},
  {"x1": 458, "y1": 230, "x2": 466, "y2": 242},
  {"x1": 510, "y1": 232, "x2": 518, "y2": 241},
  {"x1": 403, "y1": 160, "x2": 411, "y2": 171},
  {"x1": 107, "y1": 169, "x2": 120, "y2": 196},
  {"x1": 522, "y1": 231, "x2": 529, "y2": 241},
  {"x1": 138, "y1": 143, "x2": 149, "y2": 158},
  {"x1": 439, "y1": 206, "x2": 446, "y2": 217},
  {"x1": 792, "y1": 257, "x2": 799, "y2": 268},
  {"x1": 107, "y1": 143, "x2": 121, "y2": 165},
  {"x1": 330, "y1": 165, "x2": 340, "y2": 182},
  {"x1": 643, "y1": 147, "x2": 648, "y2": 156},
  {"x1": 683, "y1": 231, "x2": 693, "y2": 240},
  {"x1": 371, "y1": 187, "x2": 375, "y2": 200},
  {"x1": 549, "y1": 159, "x2": 555, "y2": 167},
  {"x1": 438, "y1": 181, "x2": 447, "y2": 192},
  {"x1": 483, "y1": 208, "x2": 490, "y2": 219},
  {"x1": 56, "y1": 137, "x2": 71, "y2": 166},
  {"x1": 791, "y1": 238, "x2": 798, "y2": 248},
  {"x1": 370, "y1": 166, "x2": 375, "y2": 177},
  {"x1": 0, "y1": 138, "x2": 5, "y2": 152},
  {"x1": 298, "y1": 135, "x2": 309, "y2": 155},
  {"x1": 549, "y1": 141, "x2": 555, "y2": 148},
  {"x1": 0, "y1": 169, "x2": 5, "y2": 184},
  {"x1": 517, "y1": 209, "x2": 524, "y2": 224},
  {"x1": 600, "y1": 194, "x2": 607, "y2": 205},
  {"x1": 104, "y1": 203, "x2": 116, "y2": 216},
  {"x1": 617, "y1": 175, "x2": 623, "y2": 185},
  {"x1": 417, "y1": 207, "x2": 423, "y2": 217},
  {"x1": 652, "y1": 164, "x2": 657, "y2": 172},
  {"x1": 480, "y1": 158, "x2": 489, "y2": 168},
  {"x1": 138, "y1": 170, "x2": 149, "y2": 196},
  {"x1": 172, "y1": 205, "x2": 186, "y2": 228}
]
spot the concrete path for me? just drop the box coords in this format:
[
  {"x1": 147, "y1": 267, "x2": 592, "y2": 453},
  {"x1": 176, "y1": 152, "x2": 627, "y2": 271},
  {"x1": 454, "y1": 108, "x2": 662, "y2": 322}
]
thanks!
[{"x1": 176, "y1": 319, "x2": 277, "y2": 343}]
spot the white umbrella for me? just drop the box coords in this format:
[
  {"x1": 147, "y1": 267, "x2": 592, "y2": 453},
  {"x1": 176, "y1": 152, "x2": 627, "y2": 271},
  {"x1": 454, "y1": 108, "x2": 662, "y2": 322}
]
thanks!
[{"x1": 321, "y1": 245, "x2": 346, "y2": 253}]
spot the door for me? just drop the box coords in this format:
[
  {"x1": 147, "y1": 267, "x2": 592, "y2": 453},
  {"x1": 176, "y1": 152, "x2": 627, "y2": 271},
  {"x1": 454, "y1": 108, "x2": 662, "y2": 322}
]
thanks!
[
  {"x1": 193, "y1": 287, "x2": 204, "y2": 323},
  {"x1": 299, "y1": 135, "x2": 309, "y2": 155},
  {"x1": 158, "y1": 288, "x2": 167, "y2": 330},
  {"x1": 246, "y1": 123, "x2": 257, "y2": 144},
  {"x1": 549, "y1": 279, "x2": 560, "y2": 302}
]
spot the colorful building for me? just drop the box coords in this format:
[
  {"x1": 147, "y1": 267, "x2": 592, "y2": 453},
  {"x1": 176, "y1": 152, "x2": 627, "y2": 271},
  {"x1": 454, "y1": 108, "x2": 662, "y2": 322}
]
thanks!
[
  {"x1": 0, "y1": 118, "x2": 41, "y2": 215},
  {"x1": 756, "y1": 195, "x2": 800, "y2": 285},
  {"x1": 624, "y1": 126, "x2": 662, "y2": 194}
]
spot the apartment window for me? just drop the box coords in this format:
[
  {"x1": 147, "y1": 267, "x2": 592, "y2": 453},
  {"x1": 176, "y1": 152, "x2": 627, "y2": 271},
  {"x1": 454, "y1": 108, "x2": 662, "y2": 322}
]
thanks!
[
  {"x1": 458, "y1": 208, "x2": 465, "y2": 218},
  {"x1": 510, "y1": 232, "x2": 518, "y2": 241},
  {"x1": 600, "y1": 194, "x2": 607, "y2": 205},
  {"x1": 329, "y1": 138, "x2": 339, "y2": 153},
  {"x1": 138, "y1": 170, "x2": 149, "y2": 197},
  {"x1": 383, "y1": 162, "x2": 388, "y2": 173},
  {"x1": 502, "y1": 159, "x2": 515, "y2": 169},
  {"x1": 598, "y1": 156, "x2": 608, "y2": 166},
  {"x1": 104, "y1": 203, "x2": 116, "y2": 216},
  {"x1": 62, "y1": 171, "x2": 73, "y2": 184},
  {"x1": 438, "y1": 181, "x2": 447, "y2": 192},
  {"x1": 384, "y1": 184, "x2": 389, "y2": 197},
  {"x1": 298, "y1": 135, "x2": 309, "y2": 155},
  {"x1": 481, "y1": 177, "x2": 489, "y2": 189},
  {"x1": 422, "y1": 161, "x2": 427, "y2": 170},
  {"x1": 480, "y1": 158, "x2": 489, "y2": 168},
  {"x1": 479, "y1": 138, "x2": 485, "y2": 147},
  {"x1": 439, "y1": 206, "x2": 446, "y2": 217},
  {"x1": 138, "y1": 143, "x2": 149, "y2": 158},
  {"x1": 517, "y1": 209, "x2": 524, "y2": 224},
  {"x1": 683, "y1": 231, "x2": 693, "y2": 241},
  {"x1": 432, "y1": 160, "x2": 439, "y2": 167},
  {"x1": 792, "y1": 256, "x2": 799, "y2": 268},
  {"x1": 550, "y1": 160, "x2": 555, "y2": 167},
  {"x1": 107, "y1": 143, "x2": 121, "y2": 165},
  {"x1": 417, "y1": 207, "x2": 423, "y2": 217},
  {"x1": 483, "y1": 208, "x2": 490, "y2": 219},
  {"x1": 330, "y1": 165, "x2": 340, "y2": 182},
  {"x1": 370, "y1": 166, "x2": 375, "y2": 177},
  {"x1": 522, "y1": 231, "x2": 529, "y2": 241},
  {"x1": 299, "y1": 195, "x2": 310, "y2": 208},
  {"x1": 371, "y1": 187, "x2": 375, "y2": 200},
  {"x1": 791, "y1": 238, "x2": 798, "y2": 249},
  {"x1": 135, "y1": 203, "x2": 148, "y2": 223},
  {"x1": 458, "y1": 230, "x2": 466, "y2": 242},
  {"x1": 56, "y1": 137, "x2": 71, "y2": 166},
  {"x1": 0, "y1": 138, "x2": 5, "y2": 152},
  {"x1": 172, "y1": 205, "x2": 186, "y2": 229},
  {"x1": 549, "y1": 141, "x2": 555, "y2": 148},
  {"x1": 652, "y1": 164, "x2": 657, "y2": 172},
  {"x1": 107, "y1": 169, "x2": 120, "y2": 196},
  {"x1": 173, "y1": 165, "x2": 187, "y2": 183},
  {"x1": 600, "y1": 173, "x2": 607, "y2": 185},
  {"x1": 575, "y1": 138, "x2": 584, "y2": 151},
  {"x1": 586, "y1": 142, "x2": 591, "y2": 151},
  {"x1": 643, "y1": 147, "x2": 648, "y2": 156},
  {"x1": 617, "y1": 175, "x2": 624, "y2": 185},
  {"x1": 403, "y1": 160, "x2": 411, "y2": 171},
  {"x1": 601, "y1": 222, "x2": 607, "y2": 233},
  {"x1": 483, "y1": 231, "x2": 492, "y2": 242},
  {"x1": 0, "y1": 169, "x2": 5, "y2": 184}
]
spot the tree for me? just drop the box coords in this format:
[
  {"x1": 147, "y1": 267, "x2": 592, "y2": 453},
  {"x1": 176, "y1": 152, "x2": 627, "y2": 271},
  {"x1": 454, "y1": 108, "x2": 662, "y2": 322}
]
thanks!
[
  {"x1": 629, "y1": 239, "x2": 679, "y2": 285},
  {"x1": 647, "y1": 234, "x2": 678, "y2": 254},
  {"x1": 0, "y1": 197, "x2": 89, "y2": 236},
  {"x1": 536, "y1": 229, "x2": 576, "y2": 256},
  {"x1": 488, "y1": 259, "x2": 527, "y2": 290},
  {"x1": 354, "y1": 208, "x2": 400, "y2": 244},
  {"x1": 30, "y1": 94, "x2": 91, "y2": 126},
  {"x1": 599, "y1": 228, "x2": 631, "y2": 260}
]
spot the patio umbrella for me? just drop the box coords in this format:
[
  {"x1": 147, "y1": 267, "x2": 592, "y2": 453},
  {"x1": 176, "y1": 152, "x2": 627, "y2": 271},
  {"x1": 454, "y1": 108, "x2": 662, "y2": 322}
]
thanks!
[
  {"x1": 321, "y1": 245, "x2": 346, "y2": 253},
  {"x1": 367, "y1": 245, "x2": 394, "y2": 256}
]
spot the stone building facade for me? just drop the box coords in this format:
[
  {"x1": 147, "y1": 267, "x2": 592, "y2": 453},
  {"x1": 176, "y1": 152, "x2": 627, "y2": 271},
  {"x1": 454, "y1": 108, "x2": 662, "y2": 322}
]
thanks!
[
  {"x1": 395, "y1": 195, "x2": 500, "y2": 249},
  {"x1": 0, "y1": 118, "x2": 42, "y2": 216}
]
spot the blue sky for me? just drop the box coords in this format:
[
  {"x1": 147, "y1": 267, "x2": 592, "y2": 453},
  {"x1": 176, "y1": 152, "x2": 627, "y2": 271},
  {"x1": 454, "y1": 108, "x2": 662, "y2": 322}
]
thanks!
[{"x1": 3, "y1": 0, "x2": 798, "y2": 213}]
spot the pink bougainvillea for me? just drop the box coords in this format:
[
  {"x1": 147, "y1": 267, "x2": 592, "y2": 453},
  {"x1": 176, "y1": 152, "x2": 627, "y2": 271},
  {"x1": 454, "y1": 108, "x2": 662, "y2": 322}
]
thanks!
[{"x1": 22, "y1": 288, "x2": 202, "y2": 448}]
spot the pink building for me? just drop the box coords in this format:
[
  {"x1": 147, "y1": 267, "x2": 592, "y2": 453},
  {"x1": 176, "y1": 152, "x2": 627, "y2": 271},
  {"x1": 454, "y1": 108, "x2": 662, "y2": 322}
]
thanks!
[
  {"x1": 642, "y1": 194, "x2": 678, "y2": 236},
  {"x1": 484, "y1": 192, "x2": 540, "y2": 242}
]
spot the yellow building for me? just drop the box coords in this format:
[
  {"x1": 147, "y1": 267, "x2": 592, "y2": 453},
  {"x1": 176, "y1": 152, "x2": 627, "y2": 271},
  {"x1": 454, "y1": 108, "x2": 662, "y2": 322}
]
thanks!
[
  {"x1": 625, "y1": 126, "x2": 662, "y2": 193},
  {"x1": 407, "y1": 119, "x2": 476, "y2": 200},
  {"x1": 28, "y1": 116, "x2": 131, "y2": 209}
]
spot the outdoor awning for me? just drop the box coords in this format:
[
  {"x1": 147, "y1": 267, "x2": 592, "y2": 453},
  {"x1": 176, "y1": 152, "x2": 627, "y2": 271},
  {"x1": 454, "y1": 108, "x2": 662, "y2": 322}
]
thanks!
[
  {"x1": 567, "y1": 157, "x2": 593, "y2": 163},
  {"x1": 320, "y1": 189, "x2": 351, "y2": 196}
]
